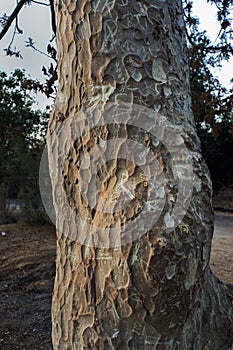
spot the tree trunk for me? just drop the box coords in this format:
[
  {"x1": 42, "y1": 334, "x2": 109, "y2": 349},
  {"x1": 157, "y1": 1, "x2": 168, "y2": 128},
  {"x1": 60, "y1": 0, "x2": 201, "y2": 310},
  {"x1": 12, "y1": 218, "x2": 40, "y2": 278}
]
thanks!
[{"x1": 47, "y1": 0, "x2": 233, "y2": 349}]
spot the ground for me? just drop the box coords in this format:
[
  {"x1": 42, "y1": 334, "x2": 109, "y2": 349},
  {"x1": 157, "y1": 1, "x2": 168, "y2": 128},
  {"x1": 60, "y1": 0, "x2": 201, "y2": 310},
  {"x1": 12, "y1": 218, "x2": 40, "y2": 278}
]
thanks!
[
  {"x1": 210, "y1": 211, "x2": 233, "y2": 285},
  {"x1": 0, "y1": 223, "x2": 55, "y2": 350},
  {"x1": 0, "y1": 213, "x2": 232, "y2": 350}
]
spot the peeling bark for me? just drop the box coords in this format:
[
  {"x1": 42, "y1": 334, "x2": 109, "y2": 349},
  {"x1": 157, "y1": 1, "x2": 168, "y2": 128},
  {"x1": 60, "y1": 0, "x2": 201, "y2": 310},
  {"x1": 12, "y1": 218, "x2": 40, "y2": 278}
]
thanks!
[{"x1": 49, "y1": 0, "x2": 233, "y2": 349}]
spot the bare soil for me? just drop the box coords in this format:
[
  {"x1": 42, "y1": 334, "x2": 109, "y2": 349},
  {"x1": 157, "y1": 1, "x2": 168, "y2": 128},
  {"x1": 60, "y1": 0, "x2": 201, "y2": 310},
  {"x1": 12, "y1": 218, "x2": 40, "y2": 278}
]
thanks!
[
  {"x1": 0, "y1": 222, "x2": 56, "y2": 350},
  {"x1": 210, "y1": 212, "x2": 233, "y2": 284},
  {"x1": 0, "y1": 214, "x2": 232, "y2": 350}
]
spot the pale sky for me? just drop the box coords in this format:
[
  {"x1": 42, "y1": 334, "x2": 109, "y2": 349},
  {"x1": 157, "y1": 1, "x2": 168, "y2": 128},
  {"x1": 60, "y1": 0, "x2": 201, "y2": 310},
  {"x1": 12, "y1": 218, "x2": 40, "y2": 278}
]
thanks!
[
  {"x1": 0, "y1": 0, "x2": 53, "y2": 109},
  {"x1": 192, "y1": 0, "x2": 233, "y2": 90},
  {"x1": 0, "y1": 0, "x2": 232, "y2": 109}
]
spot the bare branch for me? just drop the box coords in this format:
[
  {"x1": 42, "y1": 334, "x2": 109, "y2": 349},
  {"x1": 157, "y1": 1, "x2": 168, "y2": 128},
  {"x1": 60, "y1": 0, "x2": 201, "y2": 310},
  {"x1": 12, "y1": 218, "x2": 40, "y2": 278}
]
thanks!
[
  {"x1": 15, "y1": 13, "x2": 23, "y2": 34},
  {"x1": 0, "y1": 0, "x2": 28, "y2": 41},
  {"x1": 25, "y1": 37, "x2": 51, "y2": 58},
  {"x1": 49, "y1": 0, "x2": 56, "y2": 37}
]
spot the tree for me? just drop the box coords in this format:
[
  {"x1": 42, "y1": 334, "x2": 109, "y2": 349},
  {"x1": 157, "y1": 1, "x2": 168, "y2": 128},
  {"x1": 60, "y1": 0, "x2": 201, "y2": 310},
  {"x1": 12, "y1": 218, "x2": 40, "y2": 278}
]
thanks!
[
  {"x1": 184, "y1": 1, "x2": 233, "y2": 194},
  {"x1": 0, "y1": 69, "x2": 49, "y2": 223},
  {"x1": 1, "y1": 1, "x2": 233, "y2": 349},
  {"x1": 45, "y1": 1, "x2": 233, "y2": 349},
  {"x1": 0, "y1": 0, "x2": 58, "y2": 98}
]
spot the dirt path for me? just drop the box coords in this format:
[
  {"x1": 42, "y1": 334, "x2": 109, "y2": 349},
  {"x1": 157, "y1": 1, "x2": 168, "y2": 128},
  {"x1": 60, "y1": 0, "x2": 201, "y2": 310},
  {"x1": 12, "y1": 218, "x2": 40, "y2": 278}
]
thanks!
[
  {"x1": 210, "y1": 212, "x2": 233, "y2": 284},
  {"x1": 0, "y1": 214, "x2": 232, "y2": 350}
]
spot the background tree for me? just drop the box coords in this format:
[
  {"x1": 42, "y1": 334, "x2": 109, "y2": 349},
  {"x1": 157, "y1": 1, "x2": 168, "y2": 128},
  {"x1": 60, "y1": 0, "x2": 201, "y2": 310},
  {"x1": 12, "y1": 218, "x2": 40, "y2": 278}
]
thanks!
[
  {"x1": 184, "y1": 0, "x2": 233, "y2": 193},
  {"x1": 189, "y1": 48, "x2": 233, "y2": 191},
  {"x1": 0, "y1": 69, "x2": 50, "y2": 223}
]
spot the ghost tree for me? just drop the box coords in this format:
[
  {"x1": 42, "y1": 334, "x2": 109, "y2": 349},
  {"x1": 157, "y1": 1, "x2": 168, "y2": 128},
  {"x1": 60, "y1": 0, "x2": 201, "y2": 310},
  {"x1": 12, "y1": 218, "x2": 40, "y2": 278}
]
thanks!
[{"x1": 1, "y1": 0, "x2": 233, "y2": 349}]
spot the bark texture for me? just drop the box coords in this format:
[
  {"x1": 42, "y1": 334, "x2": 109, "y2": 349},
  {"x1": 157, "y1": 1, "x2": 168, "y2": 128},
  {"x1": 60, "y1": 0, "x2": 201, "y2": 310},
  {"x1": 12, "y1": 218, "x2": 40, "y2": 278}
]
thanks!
[{"x1": 49, "y1": 0, "x2": 233, "y2": 349}]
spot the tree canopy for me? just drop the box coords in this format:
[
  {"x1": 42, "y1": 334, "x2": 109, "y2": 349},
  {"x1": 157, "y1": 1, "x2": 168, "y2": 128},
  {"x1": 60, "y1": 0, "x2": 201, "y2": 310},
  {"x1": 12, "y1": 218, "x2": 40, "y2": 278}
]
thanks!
[
  {"x1": 0, "y1": 69, "x2": 49, "y2": 223},
  {"x1": 183, "y1": 1, "x2": 233, "y2": 191}
]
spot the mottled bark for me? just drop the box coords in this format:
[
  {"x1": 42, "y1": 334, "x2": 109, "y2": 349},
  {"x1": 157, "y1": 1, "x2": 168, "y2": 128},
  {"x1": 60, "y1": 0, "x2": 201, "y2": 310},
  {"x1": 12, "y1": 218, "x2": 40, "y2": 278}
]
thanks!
[{"x1": 48, "y1": 0, "x2": 233, "y2": 349}]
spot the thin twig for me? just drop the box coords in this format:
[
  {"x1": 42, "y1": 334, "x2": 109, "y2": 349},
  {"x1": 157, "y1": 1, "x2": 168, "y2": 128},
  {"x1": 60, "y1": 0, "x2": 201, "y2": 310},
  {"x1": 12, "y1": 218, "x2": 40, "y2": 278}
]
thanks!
[
  {"x1": 8, "y1": 25, "x2": 17, "y2": 48},
  {"x1": 15, "y1": 13, "x2": 23, "y2": 34},
  {"x1": 25, "y1": 40, "x2": 51, "y2": 58}
]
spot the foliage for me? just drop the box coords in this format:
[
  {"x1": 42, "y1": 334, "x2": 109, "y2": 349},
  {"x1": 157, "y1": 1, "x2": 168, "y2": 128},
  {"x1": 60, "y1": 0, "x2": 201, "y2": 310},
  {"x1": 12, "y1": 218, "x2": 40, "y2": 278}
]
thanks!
[
  {"x1": 0, "y1": 69, "x2": 50, "y2": 224},
  {"x1": 188, "y1": 47, "x2": 233, "y2": 191},
  {"x1": 0, "y1": 0, "x2": 57, "y2": 98},
  {"x1": 197, "y1": 113, "x2": 233, "y2": 190},
  {"x1": 183, "y1": 0, "x2": 233, "y2": 193}
]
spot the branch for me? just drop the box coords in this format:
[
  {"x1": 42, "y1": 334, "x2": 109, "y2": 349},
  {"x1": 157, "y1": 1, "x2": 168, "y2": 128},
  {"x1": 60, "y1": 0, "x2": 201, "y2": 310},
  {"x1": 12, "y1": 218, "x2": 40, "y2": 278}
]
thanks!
[
  {"x1": 49, "y1": 0, "x2": 56, "y2": 37},
  {"x1": 25, "y1": 37, "x2": 52, "y2": 58},
  {"x1": 15, "y1": 12, "x2": 23, "y2": 34},
  {"x1": 0, "y1": 0, "x2": 28, "y2": 41}
]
